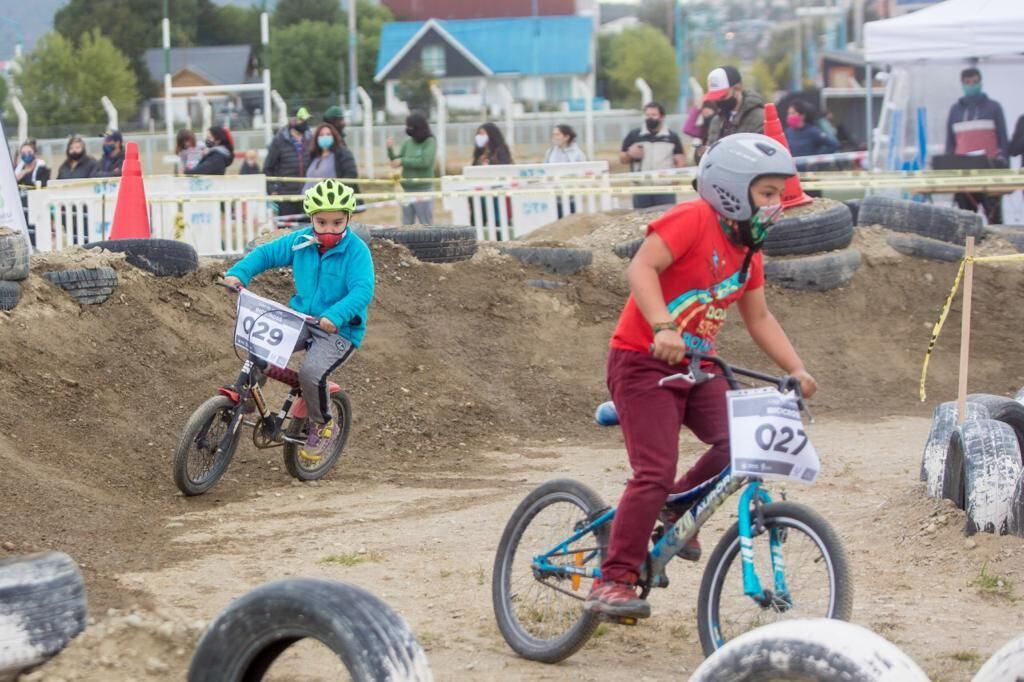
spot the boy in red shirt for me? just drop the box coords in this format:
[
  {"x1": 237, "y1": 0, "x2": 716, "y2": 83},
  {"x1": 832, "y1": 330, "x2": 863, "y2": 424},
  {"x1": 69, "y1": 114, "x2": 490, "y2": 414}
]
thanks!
[{"x1": 586, "y1": 133, "x2": 818, "y2": 619}]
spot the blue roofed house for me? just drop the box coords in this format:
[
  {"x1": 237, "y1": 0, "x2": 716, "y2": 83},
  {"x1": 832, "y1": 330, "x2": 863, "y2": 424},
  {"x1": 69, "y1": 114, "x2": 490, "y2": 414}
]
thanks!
[{"x1": 374, "y1": 16, "x2": 595, "y2": 116}]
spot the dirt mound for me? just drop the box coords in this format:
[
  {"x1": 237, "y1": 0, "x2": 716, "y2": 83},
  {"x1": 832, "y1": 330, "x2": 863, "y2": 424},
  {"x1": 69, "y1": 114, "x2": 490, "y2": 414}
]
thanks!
[{"x1": 3, "y1": 217, "x2": 1024, "y2": 617}]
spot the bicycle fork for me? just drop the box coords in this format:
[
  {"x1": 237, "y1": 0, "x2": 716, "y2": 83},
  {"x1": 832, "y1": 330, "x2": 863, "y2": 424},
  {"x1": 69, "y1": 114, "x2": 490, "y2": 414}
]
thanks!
[{"x1": 738, "y1": 481, "x2": 791, "y2": 609}]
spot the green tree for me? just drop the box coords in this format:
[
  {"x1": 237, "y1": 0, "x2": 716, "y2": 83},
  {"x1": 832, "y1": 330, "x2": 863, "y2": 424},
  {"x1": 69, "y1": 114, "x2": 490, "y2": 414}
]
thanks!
[
  {"x1": 273, "y1": 0, "x2": 340, "y2": 27},
  {"x1": 396, "y1": 63, "x2": 432, "y2": 113},
  {"x1": 197, "y1": 4, "x2": 263, "y2": 48},
  {"x1": 0, "y1": 78, "x2": 8, "y2": 118},
  {"x1": 603, "y1": 24, "x2": 679, "y2": 111},
  {"x1": 270, "y1": 20, "x2": 346, "y2": 103},
  {"x1": 15, "y1": 30, "x2": 138, "y2": 129},
  {"x1": 690, "y1": 38, "x2": 726, "y2": 95},
  {"x1": 354, "y1": 0, "x2": 393, "y2": 103}
]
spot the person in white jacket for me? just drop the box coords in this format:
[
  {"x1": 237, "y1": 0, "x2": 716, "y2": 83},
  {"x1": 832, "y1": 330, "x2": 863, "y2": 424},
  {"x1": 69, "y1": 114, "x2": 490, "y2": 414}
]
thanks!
[{"x1": 544, "y1": 124, "x2": 587, "y2": 164}]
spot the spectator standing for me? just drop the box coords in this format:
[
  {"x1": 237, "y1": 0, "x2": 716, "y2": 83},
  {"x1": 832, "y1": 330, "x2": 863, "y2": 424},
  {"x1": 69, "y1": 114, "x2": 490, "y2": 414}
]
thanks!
[
  {"x1": 324, "y1": 105, "x2": 347, "y2": 144},
  {"x1": 304, "y1": 122, "x2": 358, "y2": 192},
  {"x1": 472, "y1": 123, "x2": 513, "y2": 166},
  {"x1": 239, "y1": 150, "x2": 262, "y2": 175},
  {"x1": 186, "y1": 126, "x2": 234, "y2": 175},
  {"x1": 56, "y1": 136, "x2": 98, "y2": 180},
  {"x1": 15, "y1": 140, "x2": 50, "y2": 246},
  {"x1": 92, "y1": 130, "x2": 125, "y2": 177},
  {"x1": 176, "y1": 129, "x2": 205, "y2": 173},
  {"x1": 701, "y1": 66, "x2": 766, "y2": 157},
  {"x1": 1011, "y1": 113, "x2": 1024, "y2": 159},
  {"x1": 945, "y1": 67, "x2": 1008, "y2": 223},
  {"x1": 387, "y1": 113, "x2": 437, "y2": 226},
  {"x1": 264, "y1": 106, "x2": 313, "y2": 217},
  {"x1": 784, "y1": 101, "x2": 838, "y2": 161},
  {"x1": 619, "y1": 102, "x2": 684, "y2": 209},
  {"x1": 544, "y1": 124, "x2": 587, "y2": 163}
]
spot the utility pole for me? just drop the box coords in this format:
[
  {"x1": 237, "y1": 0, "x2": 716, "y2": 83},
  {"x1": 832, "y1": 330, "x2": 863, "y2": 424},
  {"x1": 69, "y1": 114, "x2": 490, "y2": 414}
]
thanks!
[
  {"x1": 348, "y1": 0, "x2": 357, "y2": 121},
  {"x1": 675, "y1": 1, "x2": 688, "y2": 114},
  {"x1": 531, "y1": 0, "x2": 539, "y2": 115}
]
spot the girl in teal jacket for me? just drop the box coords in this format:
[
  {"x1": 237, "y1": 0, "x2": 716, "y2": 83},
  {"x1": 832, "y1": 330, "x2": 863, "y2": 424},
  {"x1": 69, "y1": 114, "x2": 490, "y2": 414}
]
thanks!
[{"x1": 225, "y1": 180, "x2": 374, "y2": 461}]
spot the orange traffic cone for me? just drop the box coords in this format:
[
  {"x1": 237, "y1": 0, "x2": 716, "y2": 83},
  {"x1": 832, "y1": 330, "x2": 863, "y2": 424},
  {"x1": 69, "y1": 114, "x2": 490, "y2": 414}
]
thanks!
[
  {"x1": 108, "y1": 142, "x2": 151, "y2": 240},
  {"x1": 763, "y1": 103, "x2": 813, "y2": 209}
]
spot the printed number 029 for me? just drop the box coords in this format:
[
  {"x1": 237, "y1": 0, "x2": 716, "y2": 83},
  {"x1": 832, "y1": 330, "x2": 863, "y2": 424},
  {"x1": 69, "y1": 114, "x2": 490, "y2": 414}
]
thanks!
[
  {"x1": 754, "y1": 423, "x2": 809, "y2": 456},
  {"x1": 242, "y1": 316, "x2": 285, "y2": 346}
]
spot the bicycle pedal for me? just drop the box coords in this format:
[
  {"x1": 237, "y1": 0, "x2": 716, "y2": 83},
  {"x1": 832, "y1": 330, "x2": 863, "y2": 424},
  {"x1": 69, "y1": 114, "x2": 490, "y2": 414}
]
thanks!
[{"x1": 601, "y1": 615, "x2": 639, "y2": 626}]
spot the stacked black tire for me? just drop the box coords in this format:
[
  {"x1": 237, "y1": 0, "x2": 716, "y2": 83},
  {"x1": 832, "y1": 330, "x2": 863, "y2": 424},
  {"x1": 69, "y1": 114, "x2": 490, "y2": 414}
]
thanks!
[
  {"x1": 855, "y1": 195, "x2": 986, "y2": 261},
  {"x1": 87, "y1": 238, "x2": 199, "y2": 277},
  {"x1": 762, "y1": 199, "x2": 860, "y2": 292},
  {"x1": 920, "y1": 394, "x2": 1024, "y2": 535},
  {"x1": 368, "y1": 225, "x2": 477, "y2": 264},
  {"x1": 0, "y1": 229, "x2": 31, "y2": 312}
]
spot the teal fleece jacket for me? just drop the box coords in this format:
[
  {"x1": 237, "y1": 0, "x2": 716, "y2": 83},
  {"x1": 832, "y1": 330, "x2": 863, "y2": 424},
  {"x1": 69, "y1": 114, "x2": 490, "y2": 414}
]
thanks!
[{"x1": 226, "y1": 227, "x2": 375, "y2": 346}]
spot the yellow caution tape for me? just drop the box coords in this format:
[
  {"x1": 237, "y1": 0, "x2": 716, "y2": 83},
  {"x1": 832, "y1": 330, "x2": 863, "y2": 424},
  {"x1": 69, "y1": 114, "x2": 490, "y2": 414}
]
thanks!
[{"x1": 919, "y1": 253, "x2": 1024, "y2": 401}]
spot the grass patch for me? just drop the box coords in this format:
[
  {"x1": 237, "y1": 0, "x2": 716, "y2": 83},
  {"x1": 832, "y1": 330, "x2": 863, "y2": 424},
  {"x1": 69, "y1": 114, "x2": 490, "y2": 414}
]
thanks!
[
  {"x1": 319, "y1": 551, "x2": 384, "y2": 567},
  {"x1": 972, "y1": 561, "x2": 1013, "y2": 597},
  {"x1": 950, "y1": 650, "x2": 980, "y2": 663}
]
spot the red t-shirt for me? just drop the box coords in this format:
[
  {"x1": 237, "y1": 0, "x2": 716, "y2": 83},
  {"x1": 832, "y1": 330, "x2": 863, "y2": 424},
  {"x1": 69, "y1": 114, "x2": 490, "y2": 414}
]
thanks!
[{"x1": 611, "y1": 198, "x2": 764, "y2": 354}]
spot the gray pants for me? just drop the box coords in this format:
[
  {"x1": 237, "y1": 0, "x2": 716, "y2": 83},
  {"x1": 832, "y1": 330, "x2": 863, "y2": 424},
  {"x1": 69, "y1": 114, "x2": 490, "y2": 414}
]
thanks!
[
  {"x1": 293, "y1": 326, "x2": 355, "y2": 424},
  {"x1": 402, "y1": 199, "x2": 433, "y2": 225}
]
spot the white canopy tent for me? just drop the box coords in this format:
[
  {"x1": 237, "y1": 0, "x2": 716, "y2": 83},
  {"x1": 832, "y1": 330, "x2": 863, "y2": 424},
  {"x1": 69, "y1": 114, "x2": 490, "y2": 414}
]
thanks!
[{"x1": 862, "y1": 0, "x2": 1024, "y2": 222}]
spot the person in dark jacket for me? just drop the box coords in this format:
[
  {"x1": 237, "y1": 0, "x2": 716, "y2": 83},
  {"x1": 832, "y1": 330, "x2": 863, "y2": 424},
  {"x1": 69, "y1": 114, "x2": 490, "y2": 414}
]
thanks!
[
  {"x1": 324, "y1": 105, "x2": 346, "y2": 143},
  {"x1": 263, "y1": 107, "x2": 312, "y2": 217},
  {"x1": 945, "y1": 67, "x2": 1008, "y2": 223},
  {"x1": 472, "y1": 122, "x2": 513, "y2": 166},
  {"x1": 92, "y1": 130, "x2": 125, "y2": 177},
  {"x1": 784, "y1": 100, "x2": 839, "y2": 161},
  {"x1": 15, "y1": 139, "x2": 50, "y2": 247},
  {"x1": 239, "y1": 149, "x2": 262, "y2": 175},
  {"x1": 187, "y1": 126, "x2": 234, "y2": 175},
  {"x1": 57, "y1": 136, "x2": 98, "y2": 180},
  {"x1": 700, "y1": 66, "x2": 766, "y2": 160}
]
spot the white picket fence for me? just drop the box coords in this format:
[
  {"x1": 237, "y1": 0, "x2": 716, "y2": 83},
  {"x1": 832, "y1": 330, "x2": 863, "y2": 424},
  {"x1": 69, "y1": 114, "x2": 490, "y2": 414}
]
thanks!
[
  {"x1": 27, "y1": 175, "x2": 270, "y2": 256},
  {"x1": 441, "y1": 161, "x2": 619, "y2": 241}
]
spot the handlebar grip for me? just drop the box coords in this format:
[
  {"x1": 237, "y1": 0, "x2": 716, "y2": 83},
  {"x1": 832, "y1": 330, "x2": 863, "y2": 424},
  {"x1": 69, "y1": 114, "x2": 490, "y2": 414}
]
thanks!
[{"x1": 217, "y1": 281, "x2": 243, "y2": 293}]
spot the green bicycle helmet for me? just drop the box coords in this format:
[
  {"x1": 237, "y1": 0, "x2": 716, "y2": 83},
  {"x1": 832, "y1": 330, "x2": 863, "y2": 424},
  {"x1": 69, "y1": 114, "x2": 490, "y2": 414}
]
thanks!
[{"x1": 303, "y1": 178, "x2": 357, "y2": 216}]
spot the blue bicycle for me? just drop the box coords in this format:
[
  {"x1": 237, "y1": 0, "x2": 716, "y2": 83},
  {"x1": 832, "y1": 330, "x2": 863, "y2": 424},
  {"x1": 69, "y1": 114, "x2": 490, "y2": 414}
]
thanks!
[{"x1": 491, "y1": 352, "x2": 852, "y2": 663}]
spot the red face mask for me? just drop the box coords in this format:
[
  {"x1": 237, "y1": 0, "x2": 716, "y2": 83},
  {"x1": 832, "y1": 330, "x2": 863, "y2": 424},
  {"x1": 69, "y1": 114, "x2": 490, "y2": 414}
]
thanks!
[{"x1": 314, "y1": 229, "x2": 346, "y2": 253}]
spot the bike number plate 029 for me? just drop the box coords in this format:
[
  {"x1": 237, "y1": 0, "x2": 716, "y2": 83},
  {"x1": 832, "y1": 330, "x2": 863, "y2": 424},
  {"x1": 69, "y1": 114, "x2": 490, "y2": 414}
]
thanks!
[
  {"x1": 234, "y1": 289, "x2": 305, "y2": 367},
  {"x1": 727, "y1": 387, "x2": 820, "y2": 483}
]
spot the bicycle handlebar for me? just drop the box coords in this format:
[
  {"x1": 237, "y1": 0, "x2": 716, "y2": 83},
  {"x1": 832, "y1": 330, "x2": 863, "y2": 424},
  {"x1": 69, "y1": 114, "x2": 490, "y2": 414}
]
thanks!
[{"x1": 217, "y1": 280, "x2": 319, "y2": 326}]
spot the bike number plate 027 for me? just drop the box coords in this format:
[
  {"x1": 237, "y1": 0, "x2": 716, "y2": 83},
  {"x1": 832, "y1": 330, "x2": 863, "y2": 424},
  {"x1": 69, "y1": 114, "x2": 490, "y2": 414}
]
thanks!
[
  {"x1": 234, "y1": 289, "x2": 305, "y2": 367},
  {"x1": 727, "y1": 387, "x2": 820, "y2": 483}
]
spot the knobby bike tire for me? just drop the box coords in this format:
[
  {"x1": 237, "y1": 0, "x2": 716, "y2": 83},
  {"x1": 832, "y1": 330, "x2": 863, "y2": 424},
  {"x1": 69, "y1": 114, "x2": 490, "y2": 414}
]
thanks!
[
  {"x1": 172, "y1": 395, "x2": 242, "y2": 496},
  {"x1": 492, "y1": 478, "x2": 609, "y2": 664},
  {"x1": 282, "y1": 392, "x2": 353, "y2": 481},
  {"x1": 696, "y1": 501, "x2": 853, "y2": 656}
]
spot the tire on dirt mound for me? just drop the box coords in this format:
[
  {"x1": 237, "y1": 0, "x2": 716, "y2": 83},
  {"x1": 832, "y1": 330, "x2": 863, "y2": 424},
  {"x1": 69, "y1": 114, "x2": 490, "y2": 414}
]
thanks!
[
  {"x1": 967, "y1": 394, "x2": 1024, "y2": 455},
  {"x1": 497, "y1": 246, "x2": 593, "y2": 275},
  {"x1": 762, "y1": 200, "x2": 853, "y2": 257},
  {"x1": 1006, "y1": 474, "x2": 1024, "y2": 538},
  {"x1": 844, "y1": 199, "x2": 861, "y2": 225},
  {"x1": 42, "y1": 267, "x2": 118, "y2": 305},
  {"x1": 612, "y1": 237, "x2": 643, "y2": 260},
  {"x1": 921, "y1": 401, "x2": 990, "y2": 495},
  {"x1": 0, "y1": 552, "x2": 88, "y2": 677},
  {"x1": 975, "y1": 632, "x2": 1024, "y2": 682},
  {"x1": 371, "y1": 226, "x2": 477, "y2": 263},
  {"x1": 0, "y1": 281, "x2": 20, "y2": 311},
  {"x1": 87, "y1": 238, "x2": 199, "y2": 277},
  {"x1": 0, "y1": 228, "x2": 30, "y2": 281},
  {"x1": 690, "y1": 619, "x2": 929, "y2": 682},
  {"x1": 943, "y1": 419, "x2": 1022, "y2": 534},
  {"x1": 984, "y1": 225, "x2": 1024, "y2": 253},
  {"x1": 188, "y1": 578, "x2": 431, "y2": 682},
  {"x1": 856, "y1": 195, "x2": 984, "y2": 245},
  {"x1": 763, "y1": 248, "x2": 861, "y2": 292},
  {"x1": 886, "y1": 234, "x2": 965, "y2": 262}
]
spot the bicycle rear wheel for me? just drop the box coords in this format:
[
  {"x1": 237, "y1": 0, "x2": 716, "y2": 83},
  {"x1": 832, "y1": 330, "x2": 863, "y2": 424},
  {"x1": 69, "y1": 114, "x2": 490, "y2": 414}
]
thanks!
[
  {"x1": 172, "y1": 395, "x2": 242, "y2": 496},
  {"x1": 697, "y1": 501, "x2": 852, "y2": 656},
  {"x1": 283, "y1": 392, "x2": 352, "y2": 481},
  {"x1": 491, "y1": 478, "x2": 609, "y2": 664}
]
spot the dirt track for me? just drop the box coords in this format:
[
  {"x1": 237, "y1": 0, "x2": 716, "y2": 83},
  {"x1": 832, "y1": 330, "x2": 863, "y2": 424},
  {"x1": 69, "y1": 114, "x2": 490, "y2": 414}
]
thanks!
[{"x1": 2, "y1": 219, "x2": 1024, "y2": 679}]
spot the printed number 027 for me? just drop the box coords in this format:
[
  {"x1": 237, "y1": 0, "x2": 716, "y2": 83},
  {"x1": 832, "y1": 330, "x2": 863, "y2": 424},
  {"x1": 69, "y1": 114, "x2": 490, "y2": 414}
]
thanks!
[
  {"x1": 242, "y1": 316, "x2": 285, "y2": 346},
  {"x1": 754, "y1": 423, "x2": 808, "y2": 456}
]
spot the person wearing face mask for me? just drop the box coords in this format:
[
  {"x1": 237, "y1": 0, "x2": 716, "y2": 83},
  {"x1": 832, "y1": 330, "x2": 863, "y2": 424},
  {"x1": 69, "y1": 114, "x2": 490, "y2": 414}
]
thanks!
[
  {"x1": 699, "y1": 66, "x2": 765, "y2": 162},
  {"x1": 783, "y1": 100, "x2": 838, "y2": 163},
  {"x1": 185, "y1": 126, "x2": 235, "y2": 175},
  {"x1": 91, "y1": 130, "x2": 125, "y2": 177},
  {"x1": 15, "y1": 139, "x2": 50, "y2": 246},
  {"x1": 472, "y1": 122, "x2": 513, "y2": 166},
  {"x1": 303, "y1": 123, "x2": 358, "y2": 190},
  {"x1": 619, "y1": 102, "x2": 685, "y2": 209},
  {"x1": 57, "y1": 136, "x2": 98, "y2": 180},
  {"x1": 387, "y1": 113, "x2": 437, "y2": 225},
  {"x1": 264, "y1": 107, "x2": 314, "y2": 217},
  {"x1": 945, "y1": 67, "x2": 1008, "y2": 223}
]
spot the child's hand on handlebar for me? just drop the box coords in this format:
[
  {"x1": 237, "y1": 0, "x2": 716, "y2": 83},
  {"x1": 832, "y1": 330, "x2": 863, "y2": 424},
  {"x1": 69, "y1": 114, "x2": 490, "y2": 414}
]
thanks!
[
  {"x1": 652, "y1": 328, "x2": 687, "y2": 365},
  {"x1": 222, "y1": 275, "x2": 242, "y2": 290},
  {"x1": 791, "y1": 368, "x2": 818, "y2": 399},
  {"x1": 318, "y1": 317, "x2": 338, "y2": 334}
]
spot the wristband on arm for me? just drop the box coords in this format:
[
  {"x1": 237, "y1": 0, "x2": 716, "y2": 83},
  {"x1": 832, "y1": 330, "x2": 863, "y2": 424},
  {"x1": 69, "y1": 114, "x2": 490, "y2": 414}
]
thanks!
[{"x1": 652, "y1": 322, "x2": 677, "y2": 335}]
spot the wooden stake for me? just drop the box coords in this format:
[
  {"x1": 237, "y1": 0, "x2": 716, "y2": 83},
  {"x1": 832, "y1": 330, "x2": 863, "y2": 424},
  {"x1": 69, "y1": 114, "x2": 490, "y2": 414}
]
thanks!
[{"x1": 956, "y1": 236, "x2": 976, "y2": 425}]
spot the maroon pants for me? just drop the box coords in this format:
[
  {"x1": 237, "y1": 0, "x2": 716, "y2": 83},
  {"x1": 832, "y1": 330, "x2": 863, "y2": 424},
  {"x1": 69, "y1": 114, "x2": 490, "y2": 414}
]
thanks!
[{"x1": 601, "y1": 348, "x2": 731, "y2": 583}]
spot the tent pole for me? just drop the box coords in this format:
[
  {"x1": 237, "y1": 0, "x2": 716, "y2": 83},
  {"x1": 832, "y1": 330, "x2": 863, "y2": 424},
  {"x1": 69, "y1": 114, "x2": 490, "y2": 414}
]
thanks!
[{"x1": 864, "y1": 61, "x2": 873, "y2": 170}]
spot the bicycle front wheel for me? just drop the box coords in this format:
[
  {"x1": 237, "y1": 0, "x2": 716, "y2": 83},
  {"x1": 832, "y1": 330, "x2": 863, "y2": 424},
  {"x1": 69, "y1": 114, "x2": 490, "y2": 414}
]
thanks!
[
  {"x1": 491, "y1": 478, "x2": 609, "y2": 664},
  {"x1": 172, "y1": 395, "x2": 242, "y2": 496},
  {"x1": 697, "y1": 501, "x2": 852, "y2": 656}
]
